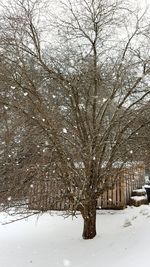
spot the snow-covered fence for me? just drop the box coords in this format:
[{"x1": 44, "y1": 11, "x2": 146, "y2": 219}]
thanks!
[{"x1": 28, "y1": 163, "x2": 145, "y2": 210}]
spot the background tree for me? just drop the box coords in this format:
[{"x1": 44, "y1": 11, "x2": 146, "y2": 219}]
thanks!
[{"x1": 0, "y1": 0, "x2": 150, "y2": 239}]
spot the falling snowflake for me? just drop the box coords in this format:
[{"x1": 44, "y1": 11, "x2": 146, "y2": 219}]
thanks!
[
  {"x1": 24, "y1": 92, "x2": 28, "y2": 96},
  {"x1": 63, "y1": 128, "x2": 67, "y2": 134},
  {"x1": 45, "y1": 141, "x2": 49, "y2": 145},
  {"x1": 78, "y1": 103, "x2": 85, "y2": 109},
  {"x1": 30, "y1": 184, "x2": 34, "y2": 188},
  {"x1": 60, "y1": 106, "x2": 67, "y2": 111},
  {"x1": 63, "y1": 259, "x2": 71, "y2": 267},
  {"x1": 42, "y1": 118, "x2": 45, "y2": 122},
  {"x1": 7, "y1": 196, "x2": 12, "y2": 201},
  {"x1": 130, "y1": 150, "x2": 133, "y2": 154},
  {"x1": 4, "y1": 105, "x2": 8, "y2": 110}
]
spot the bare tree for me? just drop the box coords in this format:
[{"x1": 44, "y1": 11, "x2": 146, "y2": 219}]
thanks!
[{"x1": 0, "y1": 0, "x2": 150, "y2": 239}]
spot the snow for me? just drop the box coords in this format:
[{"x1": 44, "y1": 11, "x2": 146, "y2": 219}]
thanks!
[
  {"x1": 123, "y1": 218, "x2": 132, "y2": 227},
  {"x1": 78, "y1": 103, "x2": 85, "y2": 109},
  {"x1": 63, "y1": 259, "x2": 71, "y2": 266},
  {"x1": 45, "y1": 141, "x2": 49, "y2": 145},
  {"x1": 23, "y1": 92, "x2": 28, "y2": 96},
  {"x1": 1, "y1": 206, "x2": 150, "y2": 267},
  {"x1": 130, "y1": 196, "x2": 147, "y2": 201},
  {"x1": 102, "y1": 161, "x2": 144, "y2": 168},
  {"x1": 144, "y1": 185, "x2": 150, "y2": 188},
  {"x1": 62, "y1": 128, "x2": 67, "y2": 134},
  {"x1": 74, "y1": 161, "x2": 85, "y2": 169},
  {"x1": 4, "y1": 105, "x2": 8, "y2": 110},
  {"x1": 132, "y1": 189, "x2": 146, "y2": 193}
]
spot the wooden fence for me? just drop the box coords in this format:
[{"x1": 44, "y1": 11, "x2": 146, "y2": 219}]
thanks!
[
  {"x1": 97, "y1": 163, "x2": 145, "y2": 209},
  {"x1": 28, "y1": 163, "x2": 145, "y2": 211}
]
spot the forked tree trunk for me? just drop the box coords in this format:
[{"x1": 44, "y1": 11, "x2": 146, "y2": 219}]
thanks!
[{"x1": 81, "y1": 199, "x2": 97, "y2": 239}]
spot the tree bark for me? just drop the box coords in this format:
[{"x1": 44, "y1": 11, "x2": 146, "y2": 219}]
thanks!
[{"x1": 81, "y1": 199, "x2": 97, "y2": 239}]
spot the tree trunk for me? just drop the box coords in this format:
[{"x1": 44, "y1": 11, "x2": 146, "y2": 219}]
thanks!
[{"x1": 81, "y1": 199, "x2": 97, "y2": 239}]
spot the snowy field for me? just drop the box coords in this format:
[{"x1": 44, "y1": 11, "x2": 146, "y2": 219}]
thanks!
[{"x1": 0, "y1": 205, "x2": 150, "y2": 267}]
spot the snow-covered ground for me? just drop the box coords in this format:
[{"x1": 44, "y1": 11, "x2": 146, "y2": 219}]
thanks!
[{"x1": 0, "y1": 205, "x2": 150, "y2": 267}]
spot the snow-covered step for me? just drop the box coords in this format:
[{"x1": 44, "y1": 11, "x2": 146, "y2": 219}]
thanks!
[
  {"x1": 132, "y1": 188, "x2": 146, "y2": 197},
  {"x1": 130, "y1": 195, "x2": 148, "y2": 207}
]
